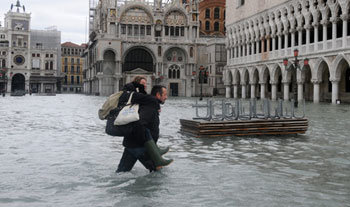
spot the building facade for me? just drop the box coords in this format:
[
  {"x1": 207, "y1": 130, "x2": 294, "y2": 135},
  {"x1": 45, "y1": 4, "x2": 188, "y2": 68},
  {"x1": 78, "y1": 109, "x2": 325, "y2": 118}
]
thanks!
[
  {"x1": 0, "y1": 1, "x2": 61, "y2": 94},
  {"x1": 61, "y1": 42, "x2": 85, "y2": 93},
  {"x1": 199, "y1": 0, "x2": 225, "y2": 37},
  {"x1": 83, "y1": 0, "x2": 226, "y2": 97},
  {"x1": 225, "y1": 0, "x2": 350, "y2": 104}
]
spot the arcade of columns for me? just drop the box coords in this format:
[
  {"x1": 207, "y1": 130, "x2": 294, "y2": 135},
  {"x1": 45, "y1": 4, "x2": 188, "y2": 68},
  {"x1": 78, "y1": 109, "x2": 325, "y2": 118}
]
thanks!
[{"x1": 224, "y1": 0, "x2": 350, "y2": 104}]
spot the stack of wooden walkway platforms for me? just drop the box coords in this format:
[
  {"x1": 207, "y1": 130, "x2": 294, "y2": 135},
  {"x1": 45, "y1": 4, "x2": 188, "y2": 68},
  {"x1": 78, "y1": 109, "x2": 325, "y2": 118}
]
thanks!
[{"x1": 180, "y1": 118, "x2": 308, "y2": 138}]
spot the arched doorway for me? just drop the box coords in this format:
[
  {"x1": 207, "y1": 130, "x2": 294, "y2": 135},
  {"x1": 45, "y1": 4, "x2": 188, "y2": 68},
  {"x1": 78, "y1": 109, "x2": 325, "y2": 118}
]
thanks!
[
  {"x1": 252, "y1": 68, "x2": 259, "y2": 98},
  {"x1": 11, "y1": 73, "x2": 25, "y2": 92},
  {"x1": 102, "y1": 50, "x2": 116, "y2": 96},
  {"x1": 123, "y1": 48, "x2": 154, "y2": 72},
  {"x1": 319, "y1": 61, "x2": 331, "y2": 102},
  {"x1": 301, "y1": 65, "x2": 313, "y2": 101},
  {"x1": 337, "y1": 59, "x2": 350, "y2": 103}
]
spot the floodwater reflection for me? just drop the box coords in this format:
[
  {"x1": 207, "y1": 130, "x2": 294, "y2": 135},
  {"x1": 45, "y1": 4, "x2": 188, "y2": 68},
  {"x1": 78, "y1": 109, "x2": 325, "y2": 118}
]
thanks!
[{"x1": 0, "y1": 95, "x2": 349, "y2": 207}]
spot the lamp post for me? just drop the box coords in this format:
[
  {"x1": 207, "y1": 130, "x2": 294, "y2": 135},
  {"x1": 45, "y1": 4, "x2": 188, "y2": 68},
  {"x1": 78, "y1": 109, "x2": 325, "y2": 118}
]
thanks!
[
  {"x1": 199, "y1": 65, "x2": 205, "y2": 101},
  {"x1": 283, "y1": 49, "x2": 309, "y2": 107}
]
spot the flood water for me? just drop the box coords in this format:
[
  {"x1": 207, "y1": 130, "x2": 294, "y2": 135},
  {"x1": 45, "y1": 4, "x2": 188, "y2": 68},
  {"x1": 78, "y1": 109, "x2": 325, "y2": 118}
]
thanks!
[{"x1": 0, "y1": 94, "x2": 349, "y2": 207}]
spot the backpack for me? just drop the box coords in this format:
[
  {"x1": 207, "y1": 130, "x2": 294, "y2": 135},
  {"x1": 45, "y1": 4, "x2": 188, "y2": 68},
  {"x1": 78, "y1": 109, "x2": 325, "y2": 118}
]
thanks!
[{"x1": 98, "y1": 91, "x2": 123, "y2": 120}]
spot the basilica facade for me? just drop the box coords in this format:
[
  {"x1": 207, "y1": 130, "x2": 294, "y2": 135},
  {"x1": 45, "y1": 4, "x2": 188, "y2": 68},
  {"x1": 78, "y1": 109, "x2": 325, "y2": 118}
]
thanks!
[
  {"x1": 83, "y1": 0, "x2": 226, "y2": 97},
  {"x1": 225, "y1": 0, "x2": 350, "y2": 104}
]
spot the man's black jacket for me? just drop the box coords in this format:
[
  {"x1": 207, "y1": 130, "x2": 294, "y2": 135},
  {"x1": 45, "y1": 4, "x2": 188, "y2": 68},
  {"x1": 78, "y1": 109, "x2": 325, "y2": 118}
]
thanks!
[{"x1": 115, "y1": 82, "x2": 160, "y2": 148}]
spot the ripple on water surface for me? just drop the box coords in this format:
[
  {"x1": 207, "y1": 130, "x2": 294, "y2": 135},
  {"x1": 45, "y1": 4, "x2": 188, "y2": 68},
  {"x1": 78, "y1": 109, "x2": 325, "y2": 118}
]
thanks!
[{"x1": 0, "y1": 95, "x2": 349, "y2": 206}]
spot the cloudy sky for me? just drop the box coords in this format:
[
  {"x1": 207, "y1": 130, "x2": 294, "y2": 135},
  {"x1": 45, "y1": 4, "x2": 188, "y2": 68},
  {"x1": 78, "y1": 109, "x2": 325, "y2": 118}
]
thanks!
[{"x1": 0, "y1": 0, "x2": 89, "y2": 44}]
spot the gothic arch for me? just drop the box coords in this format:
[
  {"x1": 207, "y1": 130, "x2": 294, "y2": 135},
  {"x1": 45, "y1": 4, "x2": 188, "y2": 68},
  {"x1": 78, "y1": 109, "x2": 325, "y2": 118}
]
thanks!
[
  {"x1": 314, "y1": 57, "x2": 330, "y2": 81},
  {"x1": 333, "y1": 54, "x2": 350, "y2": 80},
  {"x1": 231, "y1": 69, "x2": 240, "y2": 84},
  {"x1": 260, "y1": 65, "x2": 271, "y2": 83},
  {"x1": 241, "y1": 68, "x2": 249, "y2": 84}
]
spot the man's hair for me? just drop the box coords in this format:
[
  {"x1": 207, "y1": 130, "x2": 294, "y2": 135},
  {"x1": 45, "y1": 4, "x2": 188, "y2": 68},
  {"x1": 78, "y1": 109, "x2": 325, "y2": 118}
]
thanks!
[
  {"x1": 133, "y1": 76, "x2": 146, "y2": 84},
  {"x1": 151, "y1": 85, "x2": 166, "y2": 96}
]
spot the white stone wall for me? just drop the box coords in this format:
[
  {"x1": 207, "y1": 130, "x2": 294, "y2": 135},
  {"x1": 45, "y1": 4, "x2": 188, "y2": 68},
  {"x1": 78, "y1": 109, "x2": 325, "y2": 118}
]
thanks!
[{"x1": 225, "y1": 0, "x2": 350, "y2": 104}]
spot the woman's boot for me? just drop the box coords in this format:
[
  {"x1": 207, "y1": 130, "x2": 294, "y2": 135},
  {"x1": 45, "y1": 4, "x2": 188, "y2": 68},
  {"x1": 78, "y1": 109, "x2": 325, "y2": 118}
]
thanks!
[
  {"x1": 144, "y1": 140, "x2": 173, "y2": 170},
  {"x1": 158, "y1": 146, "x2": 170, "y2": 155}
]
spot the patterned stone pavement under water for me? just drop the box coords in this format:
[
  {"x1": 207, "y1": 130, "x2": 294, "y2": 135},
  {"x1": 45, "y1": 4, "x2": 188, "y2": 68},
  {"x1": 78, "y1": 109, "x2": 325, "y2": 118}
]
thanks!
[{"x1": 0, "y1": 94, "x2": 349, "y2": 207}]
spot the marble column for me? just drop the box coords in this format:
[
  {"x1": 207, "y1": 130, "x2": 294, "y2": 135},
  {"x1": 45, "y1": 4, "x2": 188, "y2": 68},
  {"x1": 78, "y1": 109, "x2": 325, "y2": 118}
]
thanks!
[
  {"x1": 233, "y1": 84, "x2": 238, "y2": 99},
  {"x1": 250, "y1": 83, "x2": 256, "y2": 99},
  {"x1": 283, "y1": 82, "x2": 290, "y2": 101},
  {"x1": 242, "y1": 84, "x2": 246, "y2": 99},
  {"x1": 260, "y1": 83, "x2": 266, "y2": 99},
  {"x1": 342, "y1": 15, "x2": 348, "y2": 48},
  {"x1": 314, "y1": 24, "x2": 319, "y2": 43},
  {"x1": 298, "y1": 29, "x2": 302, "y2": 46},
  {"x1": 332, "y1": 20, "x2": 337, "y2": 49},
  {"x1": 313, "y1": 81, "x2": 320, "y2": 103},
  {"x1": 225, "y1": 85, "x2": 231, "y2": 98},
  {"x1": 331, "y1": 80, "x2": 339, "y2": 104},
  {"x1": 291, "y1": 32, "x2": 295, "y2": 48},
  {"x1": 297, "y1": 81, "x2": 304, "y2": 101},
  {"x1": 323, "y1": 22, "x2": 327, "y2": 49},
  {"x1": 271, "y1": 83, "x2": 277, "y2": 101}
]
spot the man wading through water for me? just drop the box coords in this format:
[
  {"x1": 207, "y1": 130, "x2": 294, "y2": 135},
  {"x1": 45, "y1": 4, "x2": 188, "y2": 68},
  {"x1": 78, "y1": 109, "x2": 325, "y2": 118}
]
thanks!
[{"x1": 111, "y1": 76, "x2": 173, "y2": 172}]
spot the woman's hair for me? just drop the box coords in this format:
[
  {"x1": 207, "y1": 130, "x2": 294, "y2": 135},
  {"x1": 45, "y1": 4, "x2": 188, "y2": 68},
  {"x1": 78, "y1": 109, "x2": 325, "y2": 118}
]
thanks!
[{"x1": 133, "y1": 76, "x2": 146, "y2": 84}]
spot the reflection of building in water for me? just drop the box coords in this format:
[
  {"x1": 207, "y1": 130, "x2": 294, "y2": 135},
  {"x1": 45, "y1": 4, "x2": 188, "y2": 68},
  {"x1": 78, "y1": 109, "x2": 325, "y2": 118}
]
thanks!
[
  {"x1": 224, "y1": 0, "x2": 350, "y2": 104},
  {"x1": 84, "y1": 0, "x2": 226, "y2": 97},
  {"x1": 0, "y1": 1, "x2": 61, "y2": 94}
]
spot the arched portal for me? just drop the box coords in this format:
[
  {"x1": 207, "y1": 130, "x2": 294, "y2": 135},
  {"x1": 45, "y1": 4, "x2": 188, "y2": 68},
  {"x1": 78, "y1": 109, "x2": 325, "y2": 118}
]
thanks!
[
  {"x1": 301, "y1": 65, "x2": 313, "y2": 101},
  {"x1": 252, "y1": 68, "x2": 259, "y2": 98},
  {"x1": 123, "y1": 48, "x2": 154, "y2": 72},
  {"x1": 319, "y1": 61, "x2": 331, "y2": 102},
  {"x1": 337, "y1": 59, "x2": 350, "y2": 103},
  {"x1": 11, "y1": 73, "x2": 25, "y2": 92}
]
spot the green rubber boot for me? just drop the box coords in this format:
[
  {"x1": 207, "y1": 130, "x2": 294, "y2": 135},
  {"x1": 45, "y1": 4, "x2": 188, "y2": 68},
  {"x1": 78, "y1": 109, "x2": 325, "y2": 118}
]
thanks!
[
  {"x1": 158, "y1": 146, "x2": 170, "y2": 155},
  {"x1": 144, "y1": 140, "x2": 173, "y2": 170}
]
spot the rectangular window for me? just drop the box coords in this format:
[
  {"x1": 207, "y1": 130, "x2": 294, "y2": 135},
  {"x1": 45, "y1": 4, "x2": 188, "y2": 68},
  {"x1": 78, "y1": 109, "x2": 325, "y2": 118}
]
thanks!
[
  {"x1": 71, "y1": 76, "x2": 74, "y2": 84},
  {"x1": 71, "y1": 58, "x2": 74, "y2": 64},
  {"x1": 165, "y1": 26, "x2": 169, "y2": 36},
  {"x1": 140, "y1": 25, "x2": 145, "y2": 36},
  {"x1": 77, "y1": 66, "x2": 80, "y2": 73},
  {"x1": 146, "y1": 25, "x2": 151, "y2": 35},
  {"x1": 77, "y1": 58, "x2": 80, "y2": 64},
  {"x1": 64, "y1": 66, "x2": 68, "y2": 73},
  {"x1": 50, "y1": 61, "x2": 53, "y2": 70},
  {"x1": 71, "y1": 66, "x2": 74, "y2": 73},
  {"x1": 175, "y1": 27, "x2": 180, "y2": 36},
  {"x1": 128, "y1": 25, "x2": 132, "y2": 35},
  {"x1": 181, "y1": 27, "x2": 184, "y2": 36},
  {"x1": 64, "y1": 58, "x2": 68, "y2": 65},
  {"x1": 134, "y1": 25, "x2": 139, "y2": 36},
  {"x1": 121, "y1": 24, "x2": 126, "y2": 34},
  {"x1": 77, "y1": 76, "x2": 80, "y2": 84}
]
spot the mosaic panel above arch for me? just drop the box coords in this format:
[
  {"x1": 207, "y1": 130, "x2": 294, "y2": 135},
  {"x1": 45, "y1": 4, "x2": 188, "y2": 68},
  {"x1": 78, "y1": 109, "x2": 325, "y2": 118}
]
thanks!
[
  {"x1": 165, "y1": 11, "x2": 187, "y2": 26},
  {"x1": 164, "y1": 48, "x2": 186, "y2": 63},
  {"x1": 120, "y1": 8, "x2": 152, "y2": 24}
]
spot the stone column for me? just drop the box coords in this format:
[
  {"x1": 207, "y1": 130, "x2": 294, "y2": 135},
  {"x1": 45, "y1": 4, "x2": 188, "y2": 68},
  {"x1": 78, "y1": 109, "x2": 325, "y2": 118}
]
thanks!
[
  {"x1": 312, "y1": 80, "x2": 320, "y2": 103},
  {"x1": 322, "y1": 21, "x2": 327, "y2": 48},
  {"x1": 114, "y1": 78, "x2": 119, "y2": 92},
  {"x1": 306, "y1": 25, "x2": 311, "y2": 52},
  {"x1": 331, "y1": 80, "x2": 339, "y2": 104},
  {"x1": 314, "y1": 23, "x2": 319, "y2": 43},
  {"x1": 242, "y1": 84, "x2": 246, "y2": 99},
  {"x1": 41, "y1": 82, "x2": 44, "y2": 93},
  {"x1": 260, "y1": 83, "x2": 266, "y2": 99},
  {"x1": 256, "y1": 40, "x2": 260, "y2": 54},
  {"x1": 291, "y1": 31, "x2": 295, "y2": 48},
  {"x1": 272, "y1": 36, "x2": 276, "y2": 52},
  {"x1": 233, "y1": 84, "x2": 238, "y2": 99},
  {"x1": 341, "y1": 15, "x2": 348, "y2": 48},
  {"x1": 298, "y1": 28, "x2": 302, "y2": 46},
  {"x1": 297, "y1": 81, "x2": 304, "y2": 101},
  {"x1": 271, "y1": 83, "x2": 277, "y2": 101},
  {"x1": 277, "y1": 34, "x2": 282, "y2": 51},
  {"x1": 225, "y1": 85, "x2": 232, "y2": 98},
  {"x1": 332, "y1": 19, "x2": 337, "y2": 49},
  {"x1": 283, "y1": 82, "x2": 290, "y2": 101},
  {"x1": 284, "y1": 32, "x2": 288, "y2": 50},
  {"x1": 250, "y1": 83, "x2": 256, "y2": 99}
]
